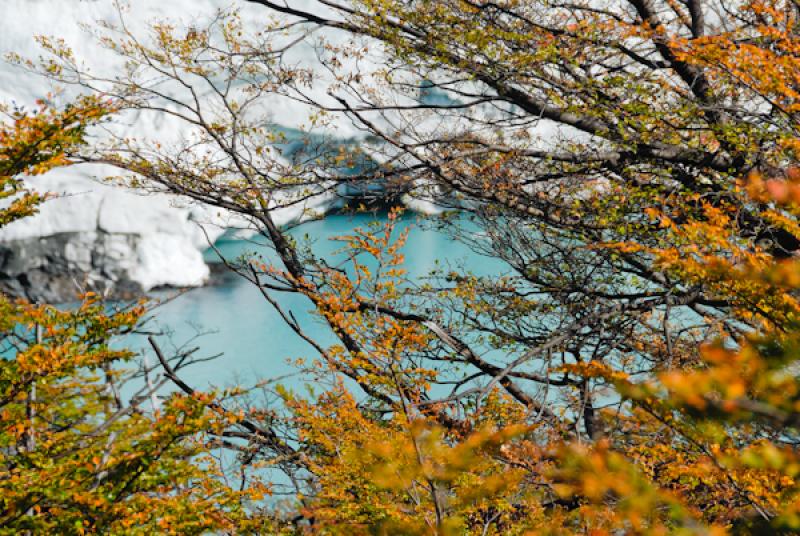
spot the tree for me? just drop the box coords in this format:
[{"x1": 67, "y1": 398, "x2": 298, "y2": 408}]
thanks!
[
  {"x1": 15, "y1": 0, "x2": 800, "y2": 532},
  {"x1": 0, "y1": 100, "x2": 269, "y2": 534}
]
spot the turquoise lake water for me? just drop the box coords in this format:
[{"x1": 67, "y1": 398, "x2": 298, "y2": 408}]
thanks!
[{"x1": 145, "y1": 212, "x2": 503, "y2": 392}]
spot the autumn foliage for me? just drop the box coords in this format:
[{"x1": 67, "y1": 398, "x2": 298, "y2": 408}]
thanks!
[
  {"x1": 6, "y1": 0, "x2": 800, "y2": 534},
  {"x1": 0, "y1": 102, "x2": 268, "y2": 534}
]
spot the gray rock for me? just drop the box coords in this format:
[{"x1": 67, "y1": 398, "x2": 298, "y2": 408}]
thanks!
[{"x1": 0, "y1": 231, "x2": 146, "y2": 303}]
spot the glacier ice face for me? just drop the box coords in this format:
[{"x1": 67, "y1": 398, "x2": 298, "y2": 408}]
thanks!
[
  {"x1": 129, "y1": 233, "x2": 210, "y2": 291},
  {"x1": 0, "y1": 162, "x2": 345, "y2": 299},
  {"x1": 0, "y1": 0, "x2": 354, "y2": 300},
  {"x1": 0, "y1": 167, "x2": 224, "y2": 300},
  {"x1": 0, "y1": 1, "x2": 224, "y2": 297},
  {"x1": 0, "y1": 0, "x2": 467, "y2": 301}
]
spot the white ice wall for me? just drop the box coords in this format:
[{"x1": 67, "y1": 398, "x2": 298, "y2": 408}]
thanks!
[{"x1": 0, "y1": 0, "x2": 360, "y2": 292}]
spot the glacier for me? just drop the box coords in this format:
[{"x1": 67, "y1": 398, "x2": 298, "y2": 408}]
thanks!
[{"x1": 0, "y1": 0, "x2": 389, "y2": 301}]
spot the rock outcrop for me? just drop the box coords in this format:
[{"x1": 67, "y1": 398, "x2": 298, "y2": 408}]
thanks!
[{"x1": 0, "y1": 232, "x2": 149, "y2": 302}]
